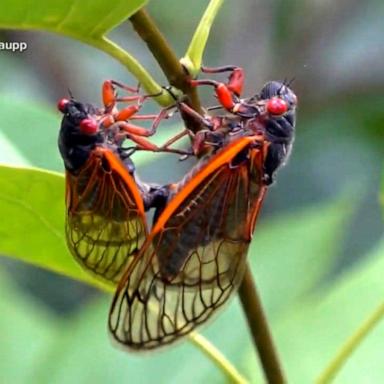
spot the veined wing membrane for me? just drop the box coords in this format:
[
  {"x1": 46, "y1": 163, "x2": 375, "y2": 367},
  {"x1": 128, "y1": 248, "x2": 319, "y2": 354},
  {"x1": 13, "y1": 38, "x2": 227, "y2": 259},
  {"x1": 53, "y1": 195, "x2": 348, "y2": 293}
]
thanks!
[
  {"x1": 110, "y1": 136, "x2": 267, "y2": 349},
  {"x1": 66, "y1": 148, "x2": 147, "y2": 284}
]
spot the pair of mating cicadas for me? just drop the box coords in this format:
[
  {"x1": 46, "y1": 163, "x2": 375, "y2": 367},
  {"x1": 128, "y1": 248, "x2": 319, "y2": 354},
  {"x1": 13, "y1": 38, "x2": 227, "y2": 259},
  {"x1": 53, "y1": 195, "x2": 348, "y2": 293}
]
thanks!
[{"x1": 57, "y1": 65, "x2": 297, "y2": 350}]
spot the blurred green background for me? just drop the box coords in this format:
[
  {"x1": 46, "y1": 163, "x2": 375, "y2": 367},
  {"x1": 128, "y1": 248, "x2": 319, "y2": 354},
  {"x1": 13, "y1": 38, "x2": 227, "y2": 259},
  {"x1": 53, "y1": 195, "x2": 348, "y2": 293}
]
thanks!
[{"x1": 0, "y1": 0, "x2": 384, "y2": 383}]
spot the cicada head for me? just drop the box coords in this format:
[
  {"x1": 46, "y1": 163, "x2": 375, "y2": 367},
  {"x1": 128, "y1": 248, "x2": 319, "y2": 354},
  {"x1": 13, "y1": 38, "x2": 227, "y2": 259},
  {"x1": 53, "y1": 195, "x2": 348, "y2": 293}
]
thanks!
[
  {"x1": 58, "y1": 98, "x2": 104, "y2": 172},
  {"x1": 259, "y1": 81, "x2": 297, "y2": 133},
  {"x1": 260, "y1": 81, "x2": 297, "y2": 107},
  {"x1": 254, "y1": 81, "x2": 298, "y2": 185}
]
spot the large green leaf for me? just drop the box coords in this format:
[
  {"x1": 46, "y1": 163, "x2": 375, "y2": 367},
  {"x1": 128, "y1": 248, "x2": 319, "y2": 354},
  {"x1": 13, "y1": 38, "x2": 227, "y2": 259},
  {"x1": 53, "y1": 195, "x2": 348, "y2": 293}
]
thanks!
[
  {"x1": 0, "y1": 165, "x2": 103, "y2": 289},
  {"x1": 0, "y1": 1, "x2": 175, "y2": 104},
  {"x1": 0, "y1": 0, "x2": 148, "y2": 38}
]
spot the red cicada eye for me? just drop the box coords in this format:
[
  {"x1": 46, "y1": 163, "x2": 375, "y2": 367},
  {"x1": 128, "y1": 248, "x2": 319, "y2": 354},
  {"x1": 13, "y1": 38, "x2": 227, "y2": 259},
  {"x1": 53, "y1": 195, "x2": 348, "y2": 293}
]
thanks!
[
  {"x1": 79, "y1": 118, "x2": 98, "y2": 135},
  {"x1": 266, "y1": 97, "x2": 288, "y2": 116},
  {"x1": 57, "y1": 98, "x2": 70, "y2": 113}
]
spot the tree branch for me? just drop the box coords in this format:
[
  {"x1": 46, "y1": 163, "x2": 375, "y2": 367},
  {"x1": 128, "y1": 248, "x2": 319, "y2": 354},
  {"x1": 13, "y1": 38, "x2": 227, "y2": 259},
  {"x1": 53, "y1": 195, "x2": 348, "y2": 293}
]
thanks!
[
  {"x1": 239, "y1": 264, "x2": 286, "y2": 384},
  {"x1": 129, "y1": 7, "x2": 286, "y2": 384},
  {"x1": 129, "y1": 9, "x2": 202, "y2": 132}
]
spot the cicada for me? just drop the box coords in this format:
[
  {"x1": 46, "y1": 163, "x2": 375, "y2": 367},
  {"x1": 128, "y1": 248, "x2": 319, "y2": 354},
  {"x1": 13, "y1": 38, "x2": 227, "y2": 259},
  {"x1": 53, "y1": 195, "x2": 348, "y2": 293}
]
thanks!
[
  {"x1": 57, "y1": 81, "x2": 172, "y2": 283},
  {"x1": 109, "y1": 74, "x2": 297, "y2": 349}
]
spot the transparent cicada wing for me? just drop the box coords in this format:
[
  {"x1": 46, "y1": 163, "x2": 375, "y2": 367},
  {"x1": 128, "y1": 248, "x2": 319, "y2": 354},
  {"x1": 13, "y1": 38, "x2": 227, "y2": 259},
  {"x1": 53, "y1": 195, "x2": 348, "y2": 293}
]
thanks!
[
  {"x1": 66, "y1": 147, "x2": 148, "y2": 284},
  {"x1": 109, "y1": 136, "x2": 268, "y2": 349}
]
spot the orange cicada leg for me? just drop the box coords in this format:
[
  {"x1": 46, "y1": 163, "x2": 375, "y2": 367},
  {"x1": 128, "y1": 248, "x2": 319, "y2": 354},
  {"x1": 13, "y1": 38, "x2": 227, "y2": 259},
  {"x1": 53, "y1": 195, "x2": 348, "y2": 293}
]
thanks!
[
  {"x1": 190, "y1": 64, "x2": 290, "y2": 119},
  {"x1": 99, "y1": 80, "x2": 190, "y2": 155},
  {"x1": 189, "y1": 65, "x2": 247, "y2": 114},
  {"x1": 100, "y1": 80, "x2": 159, "y2": 129},
  {"x1": 201, "y1": 65, "x2": 245, "y2": 96},
  {"x1": 102, "y1": 79, "x2": 141, "y2": 113}
]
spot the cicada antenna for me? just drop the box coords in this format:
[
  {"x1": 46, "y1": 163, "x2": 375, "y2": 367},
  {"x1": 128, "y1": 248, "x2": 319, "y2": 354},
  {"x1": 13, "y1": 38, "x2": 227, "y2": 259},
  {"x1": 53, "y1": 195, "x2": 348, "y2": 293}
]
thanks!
[
  {"x1": 67, "y1": 88, "x2": 74, "y2": 100},
  {"x1": 286, "y1": 77, "x2": 296, "y2": 88},
  {"x1": 278, "y1": 79, "x2": 288, "y2": 95}
]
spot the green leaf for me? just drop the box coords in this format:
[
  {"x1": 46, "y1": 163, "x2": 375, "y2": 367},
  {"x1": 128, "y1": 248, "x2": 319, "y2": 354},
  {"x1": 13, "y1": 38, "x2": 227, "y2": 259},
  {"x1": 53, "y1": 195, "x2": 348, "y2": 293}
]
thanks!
[
  {"x1": 0, "y1": 165, "x2": 106, "y2": 289},
  {"x1": 248, "y1": 239, "x2": 384, "y2": 383},
  {"x1": 0, "y1": 0, "x2": 148, "y2": 38},
  {"x1": 0, "y1": 1, "x2": 176, "y2": 105},
  {"x1": 0, "y1": 130, "x2": 30, "y2": 167},
  {"x1": 181, "y1": 0, "x2": 224, "y2": 75}
]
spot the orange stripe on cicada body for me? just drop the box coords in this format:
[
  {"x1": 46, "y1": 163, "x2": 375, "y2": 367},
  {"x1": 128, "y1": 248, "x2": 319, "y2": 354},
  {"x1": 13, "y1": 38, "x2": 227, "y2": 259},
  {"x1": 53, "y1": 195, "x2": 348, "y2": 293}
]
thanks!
[{"x1": 108, "y1": 74, "x2": 298, "y2": 350}]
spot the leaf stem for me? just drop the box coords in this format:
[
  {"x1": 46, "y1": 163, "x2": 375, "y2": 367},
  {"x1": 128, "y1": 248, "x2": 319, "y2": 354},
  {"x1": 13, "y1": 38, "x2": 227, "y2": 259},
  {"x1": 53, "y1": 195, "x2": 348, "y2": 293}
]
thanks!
[
  {"x1": 189, "y1": 332, "x2": 249, "y2": 384},
  {"x1": 238, "y1": 264, "x2": 286, "y2": 384},
  {"x1": 129, "y1": 9, "x2": 202, "y2": 132},
  {"x1": 129, "y1": 11, "x2": 185, "y2": 89},
  {"x1": 316, "y1": 301, "x2": 384, "y2": 384},
  {"x1": 83, "y1": 36, "x2": 173, "y2": 106},
  {"x1": 182, "y1": 0, "x2": 224, "y2": 75}
]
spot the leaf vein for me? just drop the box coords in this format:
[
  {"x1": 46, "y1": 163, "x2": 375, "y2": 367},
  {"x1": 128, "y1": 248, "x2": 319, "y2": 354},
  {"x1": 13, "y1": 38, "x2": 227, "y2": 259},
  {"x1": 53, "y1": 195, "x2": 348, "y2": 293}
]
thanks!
[{"x1": 54, "y1": 0, "x2": 77, "y2": 32}]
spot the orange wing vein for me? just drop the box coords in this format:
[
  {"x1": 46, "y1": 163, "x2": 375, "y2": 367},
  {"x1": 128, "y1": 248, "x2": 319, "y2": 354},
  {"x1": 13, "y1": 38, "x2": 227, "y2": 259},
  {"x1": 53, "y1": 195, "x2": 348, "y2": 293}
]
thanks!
[{"x1": 65, "y1": 147, "x2": 147, "y2": 284}]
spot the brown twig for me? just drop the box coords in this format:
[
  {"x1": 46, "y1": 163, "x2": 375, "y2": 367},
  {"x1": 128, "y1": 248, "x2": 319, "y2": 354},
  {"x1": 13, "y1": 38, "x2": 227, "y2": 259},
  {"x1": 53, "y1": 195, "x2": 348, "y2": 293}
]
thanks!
[
  {"x1": 239, "y1": 264, "x2": 286, "y2": 383},
  {"x1": 129, "y1": 7, "x2": 285, "y2": 383},
  {"x1": 129, "y1": 9, "x2": 202, "y2": 132}
]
